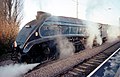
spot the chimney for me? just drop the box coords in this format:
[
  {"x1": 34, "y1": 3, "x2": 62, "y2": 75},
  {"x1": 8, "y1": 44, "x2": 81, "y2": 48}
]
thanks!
[{"x1": 36, "y1": 11, "x2": 51, "y2": 20}]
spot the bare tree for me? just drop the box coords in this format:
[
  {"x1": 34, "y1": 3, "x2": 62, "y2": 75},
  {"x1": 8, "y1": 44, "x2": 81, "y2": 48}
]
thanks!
[
  {"x1": 0, "y1": 0, "x2": 23, "y2": 54},
  {"x1": 0, "y1": 0, "x2": 23, "y2": 25}
]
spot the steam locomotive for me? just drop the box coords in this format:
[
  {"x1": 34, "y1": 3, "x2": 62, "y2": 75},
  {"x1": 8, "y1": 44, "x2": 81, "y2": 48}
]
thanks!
[{"x1": 13, "y1": 11, "x2": 108, "y2": 63}]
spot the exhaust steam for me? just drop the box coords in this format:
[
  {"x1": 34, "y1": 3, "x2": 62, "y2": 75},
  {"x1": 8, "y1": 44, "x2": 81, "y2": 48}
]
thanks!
[
  {"x1": 85, "y1": 22, "x2": 102, "y2": 48},
  {"x1": 85, "y1": 0, "x2": 103, "y2": 48},
  {"x1": 85, "y1": 0, "x2": 120, "y2": 46},
  {"x1": 0, "y1": 63, "x2": 39, "y2": 77},
  {"x1": 49, "y1": 17, "x2": 75, "y2": 59},
  {"x1": 107, "y1": 25, "x2": 120, "y2": 42},
  {"x1": 56, "y1": 36, "x2": 75, "y2": 59}
]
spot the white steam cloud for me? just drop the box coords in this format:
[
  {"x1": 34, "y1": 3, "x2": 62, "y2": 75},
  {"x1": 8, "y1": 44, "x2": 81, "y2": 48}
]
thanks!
[
  {"x1": 56, "y1": 36, "x2": 75, "y2": 59},
  {"x1": 85, "y1": 0, "x2": 120, "y2": 48},
  {"x1": 107, "y1": 25, "x2": 120, "y2": 42},
  {"x1": 85, "y1": 22, "x2": 102, "y2": 48},
  {"x1": 0, "y1": 63, "x2": 39, "y2": 77},
  {"x1": 49, "y1": 17, "x2": 75, "y2": 59},
  {"x1": 85, "y1": 0, "x2": 103, "y2": 48}
]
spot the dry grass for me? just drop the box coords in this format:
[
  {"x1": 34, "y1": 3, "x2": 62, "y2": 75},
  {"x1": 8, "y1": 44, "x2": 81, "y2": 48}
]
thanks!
[
  {"x1": 0, "y1": 20, "x2": 18, "y2": 44},
  {"x1": 0, "y1": 19, "x2": 19, "y2": 55}
]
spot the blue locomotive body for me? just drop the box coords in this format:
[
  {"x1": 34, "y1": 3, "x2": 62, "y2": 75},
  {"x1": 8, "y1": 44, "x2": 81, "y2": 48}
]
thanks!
[{"x1": 13, "y1": 11, "x2": 107, "y2": 63}]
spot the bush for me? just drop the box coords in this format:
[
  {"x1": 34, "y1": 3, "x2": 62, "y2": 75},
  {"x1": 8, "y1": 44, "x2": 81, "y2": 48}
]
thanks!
[{"x1": 0, "y1": 21, "x2": 19, "y2": 56}]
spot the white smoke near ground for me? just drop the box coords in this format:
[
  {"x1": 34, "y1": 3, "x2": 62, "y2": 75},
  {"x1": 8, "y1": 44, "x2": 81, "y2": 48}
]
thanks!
[
  {"x1": 85, "y1": 22, "x2": 102, "y2": 48},
  {"x1": 56, "y1": 36, "x2": 75, "y2": 59},
  {"x1": 0, "y1": 63, "x2": 39, "y2": 77}
]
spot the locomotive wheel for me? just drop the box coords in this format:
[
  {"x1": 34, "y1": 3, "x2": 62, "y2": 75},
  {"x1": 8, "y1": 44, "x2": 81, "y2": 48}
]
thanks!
[
  {"x1": 75, "y1": 41, "x2": 85, "y2": 53},
  {"x1": 19, "y1": 43, "x2": 60, "y2": 63},
  {"x1": 19, "y1": 54, "x2": 32, "y2": 63},
  {"x1": 43, "y1": 47, "x2": 51, "y2": 55},
  {"x1": 49, "y1": 46, "x2": 60, "y2": 60},
  {"x1": 37, "y1": 45, "x2": 59, "y2": 62},
  {"x1": 42, "y1": 46, "x2": 59, "y2": 61},
  {"x1": 11, "y1": 51, "x2": 19, "y2": 61}
]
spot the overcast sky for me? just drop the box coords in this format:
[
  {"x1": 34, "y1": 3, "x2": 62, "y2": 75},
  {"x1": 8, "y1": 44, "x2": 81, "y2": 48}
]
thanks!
[{"x1": 21, "y1": 0, "x2": 120, "y2": 28}]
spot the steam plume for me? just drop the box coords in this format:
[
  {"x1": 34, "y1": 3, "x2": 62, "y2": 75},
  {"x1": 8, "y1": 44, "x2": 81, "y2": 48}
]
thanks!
[
  {"x1": 56, "y1": 36, "x2": 75, "y2": 59},
  {"x1": 0, "y1": 63, "x2": 39, "y2": 77},
  {"x1": 85, "y1": 0, "x2": 104, "y2": 48},
  {"x1": 107, "y1": 25, "x2": 120, "y2": 42},
  {"x1": 85, "y1": 0, "x2": 120, "y2": 45},
  {"x1": 49, "y1": 17, "x2": 75, "y2": 59},
  {"x1": 85, "y1": 22, "x2": 102, "y2": 48}
]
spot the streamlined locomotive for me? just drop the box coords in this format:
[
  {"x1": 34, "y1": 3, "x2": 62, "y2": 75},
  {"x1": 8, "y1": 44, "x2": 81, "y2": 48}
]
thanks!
[{"x1": 13, "y1": 11, "x2": 108, "y2": 63}]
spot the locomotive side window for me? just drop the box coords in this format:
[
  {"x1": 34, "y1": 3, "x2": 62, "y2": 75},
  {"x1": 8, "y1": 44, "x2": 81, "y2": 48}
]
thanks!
[
  {"x1": 70, "y1": 26, "x2": 78, "y2": 34},
  {"x1": 40, "y1": 24, "x2": 60, "y2": 36},
  {"x1": 59, "y1": 25, "x2": 69, "y2": 34},
  {"x1": 40, "y1": 24, "x2": 50, "y2": 36},
  {"x1": 78, "y1": 26, "x2": 86, "y2": 34},
  {"x1": 49, "y1": 24, "x2": 60, "y2": 35},
  {"x1": 40, "y1": 19, "x2": 87, "y2": 37}
]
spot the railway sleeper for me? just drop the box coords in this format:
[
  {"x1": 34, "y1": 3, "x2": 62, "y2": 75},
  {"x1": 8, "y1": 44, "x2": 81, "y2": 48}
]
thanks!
[
  {"x1": 86, "y1": 61, "x2": 101, "y2": 65},
  {"x1": 61, "y1": 73, "x2": 75, "y2": 77},
  {"x1": 77, "y1": 65, "x2": 96, "y2": 72},
  {"x1": 82, "y1": 63, "x2": 95, "y2": 66},
  {"x1": 78, "y1": 65, "x2": 88, "y2": 69},
  {"x1": 90, "y1": 58, "x2": 103, "y2": 61},
  {"x1": 66, "y1": 70, "x2": 86, "y2": 77},
  {"x1": 90, "y1": 58, "x2": 105, "y2": 62},
  {"x1": 102, "y1": 51, "x2": 114, "y2": 56},
  {"x1": 95, "y1": 55, "x2": 107, "y2": 58},
  {"x1": 68, "y1": 67, "x2": 93, "y2": 77}
]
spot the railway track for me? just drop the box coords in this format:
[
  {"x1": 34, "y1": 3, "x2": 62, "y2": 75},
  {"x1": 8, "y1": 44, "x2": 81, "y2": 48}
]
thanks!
[
  {"x1": 58, "y1": 48, "x2": 120, "y2": 77},
  {"x1": 24, "y1": 40, "x2": 120, "y2": 77},
  {"x1": 57, "y1": 41, "x2": 120, "y2": 77}
]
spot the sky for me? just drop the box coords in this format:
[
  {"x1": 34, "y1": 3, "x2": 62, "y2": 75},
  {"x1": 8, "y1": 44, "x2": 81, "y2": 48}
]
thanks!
[{"x1": 21, "y1": 0, "x2": 120, "y2": 28}]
